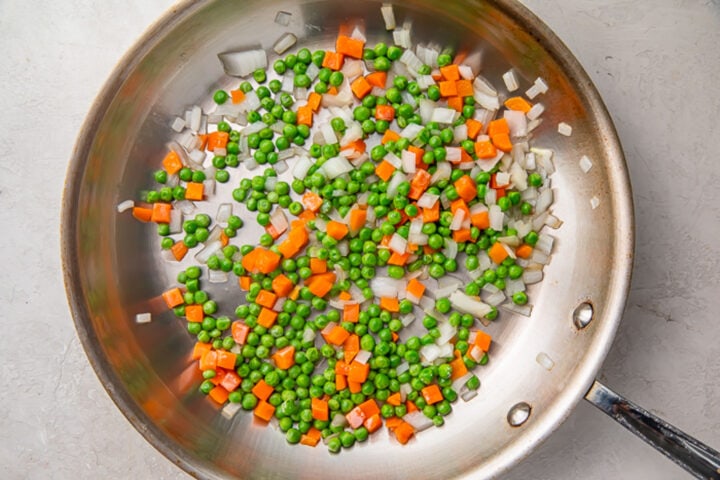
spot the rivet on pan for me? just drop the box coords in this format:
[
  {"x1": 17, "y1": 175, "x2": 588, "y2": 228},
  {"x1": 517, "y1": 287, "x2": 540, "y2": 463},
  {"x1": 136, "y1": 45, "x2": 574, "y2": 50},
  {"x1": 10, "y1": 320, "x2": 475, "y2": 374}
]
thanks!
[
  {"x1": 573, "y1": 301, "x2": 594, "y2": 329},
  {"x1": 507, "y1": 402, "x2": 532, "y2": 427}
]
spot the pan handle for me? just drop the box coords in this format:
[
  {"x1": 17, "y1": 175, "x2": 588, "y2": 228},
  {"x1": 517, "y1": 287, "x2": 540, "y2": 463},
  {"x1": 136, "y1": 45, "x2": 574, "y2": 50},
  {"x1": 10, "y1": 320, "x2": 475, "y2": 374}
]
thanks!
[{"x1": 585, "y1": 381, "x2": 720, "y2": 479}]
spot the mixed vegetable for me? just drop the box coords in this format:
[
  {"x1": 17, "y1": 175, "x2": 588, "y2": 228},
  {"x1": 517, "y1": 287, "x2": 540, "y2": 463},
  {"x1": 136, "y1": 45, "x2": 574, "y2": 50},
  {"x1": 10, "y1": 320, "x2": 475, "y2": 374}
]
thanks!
[{"x1": 123, "y1": 4, "x2": 560, "y2": 452}]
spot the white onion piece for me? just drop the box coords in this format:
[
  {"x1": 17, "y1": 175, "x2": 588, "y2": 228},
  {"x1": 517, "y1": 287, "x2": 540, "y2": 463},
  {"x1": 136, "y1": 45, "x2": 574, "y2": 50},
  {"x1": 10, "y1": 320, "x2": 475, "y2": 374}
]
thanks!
[
  {"x1": 449, "y1": 209, "x2": 464, "y2": 230},
  {"x1": 431, "y1": 107, "x2": 459, "y2": 124},
  {"x1": 558, "y1": 122, "x2": 572, "y2": 136},
  {"x1": 504, "y1": 278, "x2": 525, "y2": 296},
  {"x1": 445, "y1": 147, "x2": 462, "y2": 163},
  {"x1": 468, "y1": 345, "x2": 484, "y2": 362},
  {"x1": 417, "y1": 99, "x2": 436, "y2": 124},
  {"x1": 527, "y1": 103, "x2": 545, "y2": 120},
  {"x1": 269, "y1": 208, "x2": 288, "y2": 234},
  {"x1": 331, "y1": 413, "x2": 347, "y2": 428},
  {"x1": 371, "y1": 277, "x2": 405, "y2": 298},
  {"x1": 579, "y1": 155, "x2": 593, "y2": 173},
  {"x1": 416, "y1": 192, "x2": 439, "y2": 209},
  {"x1": 302, "y1": 327, "x2": 316, "y2": 344},
  {"x1": 340, "y1": 122, "x2": 363, "y2": 146},
  {"x1": 341, "y1": 59, "x2": 364, "y2": 80},
  {"x1": 216, "y1": 203, "x2": 232, "y2": 223},
  {"x1": 489, "y1": 205, "x2": 504, "y2": 231},
  {"x1": 386, "y1": 172, "x2": 405, "y2": 199},
  {"x1": 453, "y1": 124, "x2": 468, "y2": 142},
  {"x1": 476, "y1": 149, "x2": 504, "y2": 172},
  {"x1": 502, "y1": 70, "x2": 519, "y2": 92},
  {"x1": 458, "y1": 64, "x2": 474, "y2": 80},
  {"x1": 433, "y1": 276, "x2": 461, "y2": 300},
  {"x1": 393, "y1": 27, "x2": 411, "y2": 49},
  {"x1": 218, "y1": 49, "x2": 267, "y2": 77},
  {"x1": 292, "y1": 155, "x2": 313, "y2": 180},
  {"x1": 321, "y1": 123, "x2": 338, "y2": 145},
  {"x1": 168, "y1": 209, "x2": 183, "y2": 234},
  {"x1": 389, "y1": 233, "x2": 408, "y2": 254},
  {"x1": 401, "y1": 149, "x2": 416, "y2": 173},
  {"x1": 461, "y1": 390, "x2": 478, "y2": 402},
  {"x1": 384, "y1": 151, "x2": 402, "y2": 169},
  {"x1": 450, "y1": 290, "x2": 492, "y2": 317},
  {"x1": 354, "y1": 349, "x2": 372, "y2": 365},
  {"x1": 436, "y1": 321, "x2": 456, "y2": 345},
  {"x1": 522, "y1": 268, "x2": 542, "y2": 285},
  {"x1": 536, "y1": 352, "x2": 555, "y2": 371},
  {"x1": 535, "y1": 188, "x2": 553, "y2": 214},
  {"x1": 117, "y1": 200, "x2": 134, "y2": 213},
  {"x1": 442, "y1": 238, "x2": 458, "y2": 259},
  {"x1": 195, "y1": 240, "x2": 222, "y2": 264},
  {"x1": 208, "y1": 269, "x2": 229, "y2": 284},
  {"x1": 484, "y1": 290, "x2": 506, "y2": 307},
  {"x1": 420, "y1": 344, "x2": 440, "y2": 363},
  {"x1": 273, "y1": 33, "x2": 297, "y2": 54},
  {"x1": 430, "y1": 161, "x2": 451, "y2": 184},
  {"x1": 321, "y1": 156, "x2": 354, "y2": 179},
  {"x1": 409, "y1": 217, "x2": 424, "y2": 235},
  {"x1": 408, "y1": 232, "x2": 428, "y2": 245},
  {"x1": 404, "y1": 411, "x2": 433, "y2": 432},
  {"x1": 504, "y1": 110, "x2": 528, "y2": 137},
  {"x1": 381, "y1": 3, "x2": 396, "y2": 29},
  {"x1": 451, "y1": 372, "x2": 473, "y2": 393},
  {"x1": 501, "y1": 301, "x2": 533, "y2": 317},
  {"x1": 135, "y1": 313, "x2": 152, "y2": 324},
  {"x1": 536, "y1": 234, "x2": 555, "y2": 255}
]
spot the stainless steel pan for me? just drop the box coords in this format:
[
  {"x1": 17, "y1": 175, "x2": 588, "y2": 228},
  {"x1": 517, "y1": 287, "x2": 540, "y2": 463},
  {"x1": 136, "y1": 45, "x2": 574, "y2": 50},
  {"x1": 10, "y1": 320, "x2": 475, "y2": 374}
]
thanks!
[{"x1": 61, "y1": 0, "x2": 720, "y2": 478}]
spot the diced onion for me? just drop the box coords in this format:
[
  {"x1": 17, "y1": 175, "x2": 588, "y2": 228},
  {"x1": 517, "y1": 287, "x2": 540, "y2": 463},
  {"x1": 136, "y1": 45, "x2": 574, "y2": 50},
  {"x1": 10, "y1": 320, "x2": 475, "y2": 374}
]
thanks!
[
  {"x1": 168, "y1": 209, "x2": 183, "y2": 234},
  {"x1": 401, "y1": 149, "x2": 416, "y2": 173},
  {"x1": 442, "y1": 237, "x2": 458, "y2": 259},
  {"x1": 321, "y1": 156, "x2": 354, "y2": 179},
  {"x1": 389, "y1": 233, "x2": 408, "y2": 254},
  {"x1": 386, "y1": 172, "x2": 405, "y2": 199},
  {"x1": 216, "y1": 203, "x2": 232, "y2": 223},
  {"x1": 218, "y1": 49, "x2": 268, "y2": 77},
  {"x1": 371, "y1": 277, "x2": 405, "y2": 298},
  {"x1": 135, "y1": 313, "x2": 152, "y2": 324},
  {"x1": 417, "y1": 192, "x2": 439, "y2": 209},
  {"x1": 489, "y1": 205, "x2": 504, "y2": 231},
  {"x1": 208, "y1": 269, "x2": 229, "y2": 284},
  {"x1": 579, "y1": 155, "x2": 593, "y2": 173},
  {"x1": 527, "y1": 103, "x2": 545, "y2": 120},
  {"x1": 195, "y1": 240, "x2": 222, "y2": 264},
  {"x1": 117, "y1": 200, "x2": 134, "y2": 213},
  {"x1": 404, "y1": 411, "x2": 434, "y2": 432},
  {"x1": 420, "y1": 344, "x2": 440, "y2": 363},
  {"x1": 536, "y1": 352, "x2": 555, "y2": 371},
  {"x1": 450, "y1": 291, "x2": 492, "y2": 318},
  {"x1": 273, "y1": 33, "x2": 297, "y2": 54},
  {"x1": 292, "y1": 155, "x2": 313, "y2": 180},
  {"x1": 354, "y1": 349, "x2": 372, "y2": 364},
  {"x1": 504, "y1": 110, "x2": 527, "y2": 137},
  {"x1": 558, "y1": 122, "x2": 573, "y2": 136},
  {"x1": 523, "y1": 269, "x2": 543, "y2": 285},
  {"x1": 502, "y1": 70, "x2": 519, "y2": 92},
  {"x1": 430, "y1": 161, "x2": 451, "y2": 184},
  {"x1": 431, "y1": 107, "x2": 459, "y2": 124}
]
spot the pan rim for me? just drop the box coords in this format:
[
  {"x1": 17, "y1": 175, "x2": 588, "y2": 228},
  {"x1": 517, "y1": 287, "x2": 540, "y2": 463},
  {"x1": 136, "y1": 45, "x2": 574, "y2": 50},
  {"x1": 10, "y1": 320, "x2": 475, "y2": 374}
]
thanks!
[{"x1": 60, "y1": 0, "x2": 634, "y2": 478}]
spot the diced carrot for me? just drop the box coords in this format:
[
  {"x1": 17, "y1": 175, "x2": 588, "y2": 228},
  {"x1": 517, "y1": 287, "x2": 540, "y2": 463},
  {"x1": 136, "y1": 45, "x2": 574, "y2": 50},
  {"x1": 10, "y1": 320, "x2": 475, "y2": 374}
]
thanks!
[
  {"x1": 453, "y1": 228, "x2": 472, "y2": 243},
  {"x1": 385, "y1": 416, "x2": 403, "y2": 430},
  {"x1": 308, "y1": 258, "x2": 327, "y2": 274},
  {"x1": 170, "y1": 241, "x2": 188, "y2": 261},
  {"x1": 265, "y1": 223, "x2": 286, "y2": 240},
  {"x1": 296, "y1": 105, "x2": 313, "y2": 127},
  {"x1": 253, "y1": 400, "x2": 275, "y2": 422},
  {"x1": 348, "y1": 360, "x2": 370, "y2": 383},
  {"x1": 381, "y1": 129, "x2": 401, "y2": 144},
  {"x1": 230, "y1": 89, "x2": 245, "y2": 104},
  {"x1": 348, "y1": 380, "x2": 362, "y2": 394},
  {"x1": 220, "y1": 230, "x2": 229, "y2": 247},
  {"x1": 251, "y1": 379, "x2": 274, "y2": 401},
  {"x1": 439, "y1": 80, "x2": 458, "y2": 97},
  {"x1": 311, "y1": 397, "x2": 329, "y2": 421},
  {"x1": 365, "y1": 71, "x2": 387, "y2": 88},
  {"x1": 379, "y1": 296, "x2": 400, "y2": 313},
  {"x1": 255, "y1": 289, "x2": 277, "y2": 309},
  {"x1": 162, "y1": 150, "x2": 182, "y2": 175},
  {"x1": 422, "y1": 202, "x2": 440, "y2": 223},
  {"x1": 301, "y1": 191, "x2": 323, "y2": 213},
  {"x1": 351, "y1": 76, "x2": 372, "y2": 99},
  {"x1": 408, "y1": 169, "x2": 432, "y2": 200},
  {"x1": 338, "y1": 291, "x2": 352, "y2": 301},
  {"x1": 375, "y1": 160, "x2": 396, "y2": 182},
  {"x1": 394, "y1": 421, "x2": 415, "y2": 444},
  {"x1": 327, "y1": 86, "x2": 338, "y2": 95},
  {"x1": 321, "y1": 51, "x2": 345, "y2": 70},
  {"x1": 199, "y1": 350, "x2": 217, "y2": 371},
  {"x1": 386, "y1": 392, "x2": 402, "y2": 406},
  {"x1": 488, "y1": 242, "x2": 510, "y2": 264},
  {"x1": 495, "y1": 187, "x2": 506, "y2": 199},
  {"x1": 278, "y1": 226, "x2": 309, "y2": 259},
  {"x1": 196, "y1": 134, "x2": 208, "y2": 150},
  {"x1": 406, "y1": 278, "x2": 426, "y2": 298},
  {"x1": 306, "y1": 275, "x2": 334, "y2": 298},
  {"x1": 323, "y1": 325, "x2": 350, "y2": 345},
  {"x1": 216, "y1": 350, "x2": 237, "y2": 370},
  {"x1": 406, "y1": 400, "x2": 419, "y2": 413},
  {"x1": 336, "y1": 373, "x2": 348, "y2": 391},
  {"x1": 450, "y1": 199, "x2": 470, "y2": 218},
  {"x1": 391, "y1": 331, "x2": 399, "y2": 342},
  {"x1": 185, "y1": 182, "x2": 204, "y2": 201},
  {"x1": 348, "y1": 208, "x2": 367, "y2": 234},
  {"x1": 300, "y1": 427, "x2": 322, "y2": 447},
  {"x1": 131, "y1": 207, "x2": 152, "y2": 222},
  {"x1": 326, "y1": 220, "x2": 349, "y2": 240},
  {"x1": 363, "y1": 413, "x2": 383, "y2": 433},
  {"x1": 449, "y1": 350, "x2": 468, "y2": 380},
  {"x1": 340, "y1": 139, "x2": 366, "y2": 157},
  {"x1": 421, "y1": 384, "x2": 443, "y2": 405},
  {"x1": 487, "y1": 118, "x2": 510, "y2": 137},
  {"x1": 475, "y1": 140, "x2": 497, "y2": 159},
  {"x1": 207, "y1": 131, "x2": 229, "y2": 152},
  {"x1": 447, "y1": 96, "x2": 463, "y2": 112},
  {"x1": 504, "y1": 96, "x2": 533, "y2": 113},
  {"x1": 375, "y1": 104, "x2": 395, "y2": 121},
  {"x1": 257, "y1": 307, "x2": 278, "y2": 328},
  {"x1": 238, "y1": 275, "x2": 251, "y2": 291},
  {"x1": 191, "y1": 342, "x2": 212, "y2": 360},
  {"x1": 440, "y1": 64, "x2": 460, "y2": 81},
  {"x1": 241, "y1": 248, "x2": 260, "y2": 272},
  {"x1": 307, "y1": 92, "x2": 322, "y2": 112},
  {"x1": 343, "y1": 303, "x2": 360, "y2": 323},
  {"x1": 231, "y1": 321, "x2": 250, "y2": 345},
  {"x1": 220, "y1": 370, "x2": 241, "y2": 392},
  {"x1": 474, "y1": 330, "x2": 492, "y2": 351},
  {"x1": 344, "y1": 334, "x2": 360, "y2": 363},
  {"x1": 465, "y1": 118, "x2": 483, "y2": 140},
  {"x1": 208, "y1": 386, "x2": 229, "y2": 404},
  {"x1": 491, "y1": 132, "x2": 513, "y2": 152},
  {"x1": 335, "y1": 360, "x2": 350, "y2": 376},
  {"x1": 358, "y1": 399, "x2": 380, "y2": 418},
  {"x1": 162, "y1": 287, "x2": 184, "y2": 308},
  {"x1": 388, "y1": 251, "x2": 410, "y2": 266},
  {"x1": 273, "y1": 345, "x2": 296, "y2": 370},
  {"x1": 256, "y1": 249, "x2": 281, "y2": 274},
  {"x1": 185, "y1": 304, "x2": 204, "y2": 323},
  {"x1": 271, "y1": 273, "x2": 294, "y2": 297},
  {"x1": 454, "y1": 175, "x2": 478, "y2": 202},
  {"x1": 336, "y1": 35, "x2": 364, "y2": 58},
  {"x1": 471, "y1": 211, "x2": 490, "y2": 229},
  {"x1": 516, "y1": 244, "x2": 533, "y2": 259},
  {"x1": 456, "y1": 79, "x2": 474, "y2": 97}
]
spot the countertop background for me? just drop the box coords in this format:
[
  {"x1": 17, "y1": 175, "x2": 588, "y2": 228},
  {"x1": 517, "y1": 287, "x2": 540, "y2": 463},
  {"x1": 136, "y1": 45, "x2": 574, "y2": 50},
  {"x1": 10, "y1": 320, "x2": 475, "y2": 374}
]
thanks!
[{"x1": 1, "y1": 0, "x2": 719, "y2": 478}]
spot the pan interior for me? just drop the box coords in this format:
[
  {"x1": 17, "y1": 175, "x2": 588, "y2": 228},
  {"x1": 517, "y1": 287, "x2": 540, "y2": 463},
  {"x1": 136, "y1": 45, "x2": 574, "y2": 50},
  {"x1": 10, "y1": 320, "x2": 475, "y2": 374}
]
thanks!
[{"x1": 63, "y1": 0, "x2": 633, "y2": 478}]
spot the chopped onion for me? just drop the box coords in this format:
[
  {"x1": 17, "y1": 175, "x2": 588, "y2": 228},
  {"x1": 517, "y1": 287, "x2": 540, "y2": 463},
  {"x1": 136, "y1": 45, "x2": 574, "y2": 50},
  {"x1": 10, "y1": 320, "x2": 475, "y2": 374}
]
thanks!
[
  {"x1": 135, "y1": 312, "x2": 152, "y2": 324},
  {"x1": 292, "y1": 155, "x2": 313, "y2": 180},
  {"x1": 408, "y1": 232, "x2": 428, "y2": 245},
  {"x1": 216, "y1": 203, "x2": 232, "y2": 223},
  {"x1": 504, "y1": 110, "x2": 527, "y2": 137},
  {"x1": 476, "y1": 149, "x2": 504, "y2": 172},
  {"x1": 579, "y1": 155, "x2": 593, "y2": 173},
  {"x1": 590, "y1": 196, "x2": 600, "y2": 209},
  {"x1": 381, "y1": 4, "x2": 396, "y2": 30},
  {"x1": 450, "y1": 291, "x2": 492, "y2": 318},
  {"x1": 208, "y1": 269, "x2": 229, "y2": 284},
  {"x1": 400, "y1": 313, "x2": 416, "y2": 327},
  {"x1": 341, "y1": 59, "x2": 364, "y2": 80},
  {"x1": 445, "y1": 147, "x2": 462, "y2": 163},
  {"x1": 484, "y1": 289, "x2": 506, "y2": 307},
  {"x1": 416, "y1": 192, "x2": 439, "y2": 209},
  {"x1": 354, "y1": 349, "x2": 372, "y2": 365},
  {"x1": 420, "y1": 344, "x2": 440, "y2": 363},
  {"x1": 523, "y1": 269, "x2": 543, "y2": 285},
  {"x1": 221, "y1": 402, "x2": 242, "y2": 419},
  {"x1": 384, "y1": 151, "x2": 402, "y2": 169},
  {"x1": 504, "y1": 278, "x2": 526, "y2": 296},
  {"x1": 489, "y1": 205, "x2": 504, "y2": 231},
  {"x1": 436, "y1": 321, "x2": 456, "y2": 345},
  {"x1": 321, "y1": 156, "x2": 354, "y2": 179},
  {"x1": 449, "y1": 208, "x2": 464, "y2": 230},
  {"x1": 371, "y1": 277, "x2": 404, "y2": 298},
  {"x1": 168, "y1": 209, "x2": 183, "y2": 234},
  {"x1": 453, "y1": 124, "x2": 468, "y2": 142},
  {"x1": 501, "y1": 301, "x2": 533, "y2": 317},
  {"x1": 195, "y1": 240, "x2": 222, "y2": 264},
  {"x1": 340, "y1": 122, "x2": 363, "y2": 146},
  {"x1": 386, "y1": 172, "x2": 405, "y2": 199},
  {"x1": 534, "y1": 77, "x2": 549, "y2": 93},
  {"x1": 117, "y1": 200, "x2": 134, "y2": 213},
  {"x1": 527, "y1": 103, "x2": 545, "y2": 120},
  {"x1": 442, "y1": 237, "x2": 458, "y2": 259},
  {"x1": 536, "y1": 352, "x2": 555, "y2": 371},
  {"x1": 218, "y1": 49, "x2": 267, "y2": 77},
  {"x1": 389, "y1": 233, "x2": 408, "y2": 254},
  {"x1": 535, "y1": 234, "x2": 554, "y2": 255},
  {"x1": 401, "y1": 122, "x2": 425, "y2": 140},
  {"x1": 461, "y1": 390, "x2": 478, "y2": 402},
  {"x1": 430, "y1": 161, "x2": 451, "y2": 184},
  {"x1": 400, "y1": 49, "x2": 423, "y2": 72},
  {"x1": 458, "y1": 64, "x2": 474, "y2": 80},
  {"x1": 431, "y1": 107, "x2": 459, "y2": 124},
  {"x1": 270, "y1": 208, "x2": 288, "y2": 234},
  {"x1": 331, "y1": 413, "x2": 347, "y2": 428},
  {"x1": 558, "y1": 122, "x2": 573, "y2": 136},
  {"x1": 170, "y1": 116, "x2": 186, "y2": 132},
  {"x1": 273, "y1": 32, "x2": 297, "y2": 54},
  {"x1": 404, "y1": 411, "x2": 434, "y2": 432},
  {"x1": 535, "y1": 188, "x2": 553, "y2": 214},
  {"x1": 451, "y1": 372, "x2": 473, "y2": 393},
  {"x1": 401, "y1": 149, "x2": 416, "y2": 173},
  {"x1": 321, "y1": 123, "x2": 338, "y2": 145},
  {"x1": 393, "y1": 27, "x2": 411, "y2": 49},
  {"x1": 502, "y1": 69, "x2": 519, "y2": 92}
]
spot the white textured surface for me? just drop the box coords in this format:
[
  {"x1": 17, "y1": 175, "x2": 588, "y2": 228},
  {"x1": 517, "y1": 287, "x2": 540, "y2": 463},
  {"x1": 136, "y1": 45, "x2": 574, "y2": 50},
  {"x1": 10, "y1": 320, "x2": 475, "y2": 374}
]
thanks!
[{"x1": 1, "y1": 0, "x2": 719, "y2": 478}]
